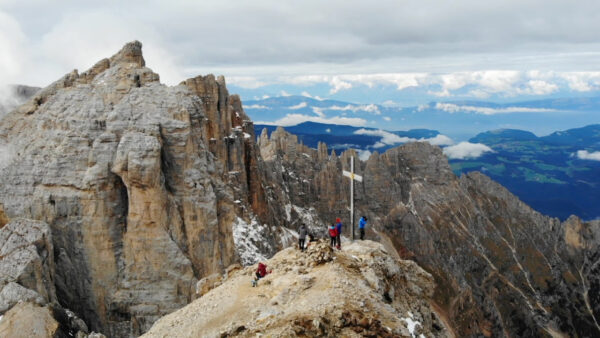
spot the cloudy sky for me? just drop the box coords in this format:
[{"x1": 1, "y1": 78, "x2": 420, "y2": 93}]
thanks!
[{"x1": 2, "y1": 0, "x2": 600, "y2": 104}]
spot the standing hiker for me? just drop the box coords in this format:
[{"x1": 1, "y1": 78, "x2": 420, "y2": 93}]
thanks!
[
  {"x1": 298, "y1": 224, "x2": 307, "y2": 252},
  {"x1": 359, "y1": 216, "x2": 368, "y2": 240},
  {"x1": 335, "y1": 218, "x2": 343, "y2": 249},
  {"x1": 328, "y1": 224, "x2": 337, "y2": 247}
]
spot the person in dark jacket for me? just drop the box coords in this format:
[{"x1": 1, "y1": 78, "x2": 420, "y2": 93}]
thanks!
[
  {"x1": 328, "y1": 224, "x2": 337, "y2": 247},
  {"x1": 298, "y1": 224, "x2": 307, "y2": 251},
  {"x1": 359, "y1": 216, "x2": 368, "y2": 240},
  {"x1": 335, "y1": 218, "x2": 343, "y2": 249}
]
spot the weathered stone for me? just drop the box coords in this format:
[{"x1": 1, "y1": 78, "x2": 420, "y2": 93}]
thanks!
[
  {"x1": 0, "y1": 218, "x2": 56, "y2": 313},
  {"x1": 0, "y1": 41, "x2": 279, "y2": 337},
  {"x1": 0, "y1": 302, "x2": 59, "y2": 338},
  {"x1": 0, "y1": 282, "x2": 44, "y2": 313}
]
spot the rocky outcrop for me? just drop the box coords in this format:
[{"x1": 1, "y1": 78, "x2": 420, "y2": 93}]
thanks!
[
  {"x1": 0, "y1": 302, "x2": 59, "y2": 338},
  {"x1": 257, "y1": 128, "x2": 600, "y2": 337},
  {"x1": 143, "y1": 240, "x2": 450, "y2": 338},
  {"x1": 0, "y1": 41, "x2": 280, "y2": 337},
  {"x1": 0, "y1": 219, "x2": 56, "y2": 313}
]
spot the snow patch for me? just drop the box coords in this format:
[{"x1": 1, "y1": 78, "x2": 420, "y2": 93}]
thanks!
[
  {"x1": 284, "y1": 204, "x2": 293, "y2": 222},
  {"x1": 279, "y1": 227, "x2": 298, "y2": 248},
  {"x1": 401, "y1": 312, "x2": 424, "y2": 338},
  {"x1": 232, "y1": 217, "x2": 270, "y2": 266}
]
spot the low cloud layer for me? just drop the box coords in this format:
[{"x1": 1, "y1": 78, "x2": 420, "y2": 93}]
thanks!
[
  {"x1": 433, "y1": 103, "x2": 558, "y2": 115},
  {"x1": 443, "y1": 142, "x2": 494, "y2": 159},
  {"x1": 354, "y1": 129, "x2": 454, "y2": 147},
  {"x1": 576, "y1": 150, "x2": 600, "y2": 161},
  {"x1": 255, "y1": 114, "x2": 367, "y2": 127}
]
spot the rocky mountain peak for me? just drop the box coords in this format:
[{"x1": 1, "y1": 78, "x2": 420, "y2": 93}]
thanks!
[{"x1": 109, "y1": 40, "x2": 145, "y2": 67}]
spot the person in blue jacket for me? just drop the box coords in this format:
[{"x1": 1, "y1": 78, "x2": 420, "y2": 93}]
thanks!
[
  {"x1": 335, "y1": 218, "x2": 342, "y2": 249},
  {"x1": 359, "y1": 216, "x2": 368, "y2": 240}
]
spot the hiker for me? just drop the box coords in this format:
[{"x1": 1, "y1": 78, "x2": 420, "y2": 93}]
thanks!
[
  {"x1": 328, "y1": 224, "x2": 337, "y2": 247},
  {"x1": 298, "y1": 224, "x2": 307, "y2": 251},
  {"x1": 359, "y1": 216, "x2": 368, "y2": 240},
  {"x1": 252, "y1": 262, "x2": 271, "y2": 287},
  {"x1": 335, "y1": 218, "x2": 343, "y2": 249}
]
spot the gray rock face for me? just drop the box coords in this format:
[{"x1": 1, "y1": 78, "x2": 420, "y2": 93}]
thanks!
[
  {"x1": 0, "y1": 41, "x2": 279, "y2": 337},
  {"x1": 0, "y1": 218, "x2": 56, "y2": 313}
]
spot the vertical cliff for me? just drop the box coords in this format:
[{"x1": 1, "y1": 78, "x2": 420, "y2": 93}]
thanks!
[{"x1": 0, "y1": 41, "x2": 278, "y2": 337}]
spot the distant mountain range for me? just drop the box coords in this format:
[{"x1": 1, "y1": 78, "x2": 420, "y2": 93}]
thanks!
[
  {"x1": 254, "y1": 121, "x2": 600, "y2": 221},
  {"x1": 245, "y1": 95, "x2": 600, "y2": 141}
]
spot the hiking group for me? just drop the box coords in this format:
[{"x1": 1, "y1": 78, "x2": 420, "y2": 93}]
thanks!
[{"x1": 252, "y1": 216, "x2": 368, "y2": 287}]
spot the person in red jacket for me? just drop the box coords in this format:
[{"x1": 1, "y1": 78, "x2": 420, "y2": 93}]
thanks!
[
  {"x1": 335, "y1": 218, "x2": 343, "y2": 249},
  {"x1": 328, "y1": 224, "x2": 337, "y2": 247},
  {"x1": 252, "y1": 262, "x2": 271, "y2": 287}
]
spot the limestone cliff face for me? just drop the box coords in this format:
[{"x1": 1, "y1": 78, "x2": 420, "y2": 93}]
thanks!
[
  {"x1": 0, "y1": 41, "x2": 277, "y2": 337},
  {"x1": 257, "y1": 128, "x2": 600, "y2": 337}
]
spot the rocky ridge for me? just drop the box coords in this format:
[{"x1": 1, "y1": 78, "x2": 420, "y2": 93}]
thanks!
[
  {"x1": 142, "y1": 240, "x2": 449, "y2": 338},
  {"x1": 257, "y1": 127, "x2": 600, "y2": 337}
]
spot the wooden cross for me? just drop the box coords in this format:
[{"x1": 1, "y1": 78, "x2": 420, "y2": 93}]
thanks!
[{"x1": 343, "y1": 156, "x2": 362, "y2": 241}]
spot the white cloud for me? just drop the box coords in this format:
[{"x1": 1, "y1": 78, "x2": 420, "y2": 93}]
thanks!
[
  {"x1": 280, "y1": 90, "x2": 291, "y2": 97},
  {"x1": 0, "y1": 10, "x2": 28, "y2": 85},
  {"x1": 434, "y1": 103, "x2": 558, "y2": 115},
  {"x1": 327, "y1": 103, "x2": 381, "y2": 115},
  {"x1": 329, "y1": 76, "x2": 352, "y2": 94},
  {"x1": 354, "y1": 129, "x2": 453, "y2": 147},
  {"x1": 243, "y1": 104, "x2": 269, "y2": 109},
  {"x1": 256, "y1": 114, "x2": 367, "y2": 127},
  {"x1": 522, "y1": 80, "x2": 558, "y2": 95},
  {"x1": 383, "y1": 116, "x2": 391, "y2": 121},
  {"x1": 358, "y1": 149, "x2": 372, "y2": 161},
  {"x1": 560, "y1": 72, "x2": 600, "y2": 92},
  {"x1": 443, "y1": 142, "x2": 493, "y2": 159},
  {"x1": 426, "y1": 134, "x2": 454, "y2": 146},
  {"x1": 576, "y1": 150, "x2": 600, "y2": 161},
  {"x1": 355, "y1": 129, "x2": 413, "y2": 145},
  {"x1": 288, "y1": 102, "x2": 307, "y2": 110}
]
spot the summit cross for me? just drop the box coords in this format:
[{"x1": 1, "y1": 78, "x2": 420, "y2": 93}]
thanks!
[{"x1": 343, "y1": 156, "x2": 362, "y2": 241}]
